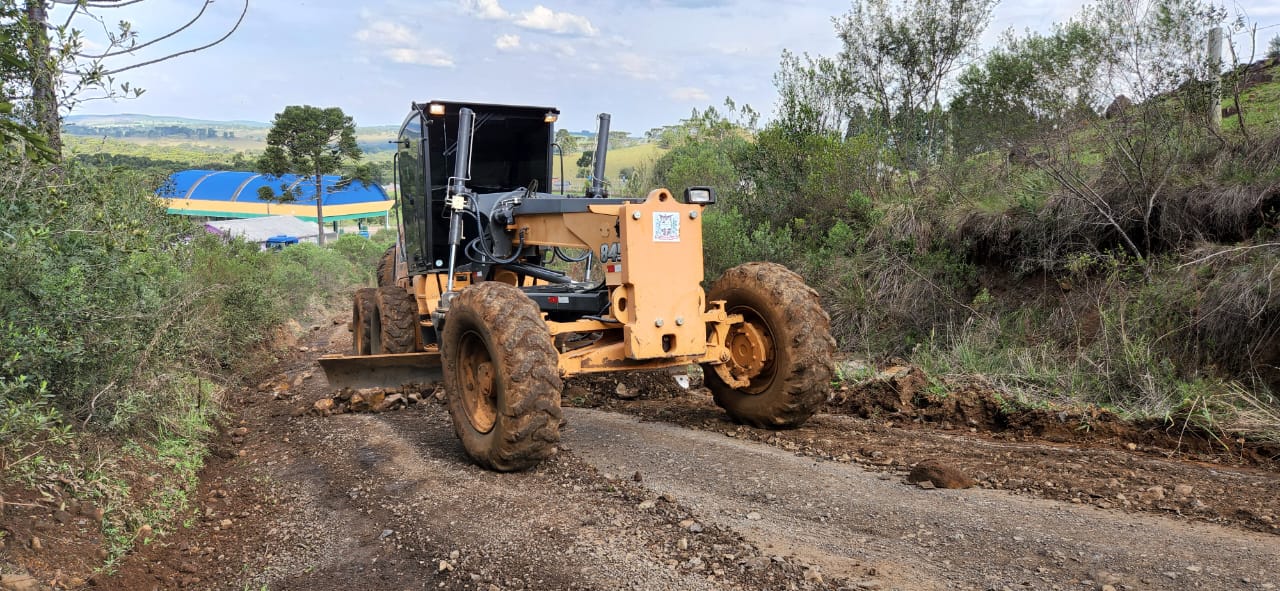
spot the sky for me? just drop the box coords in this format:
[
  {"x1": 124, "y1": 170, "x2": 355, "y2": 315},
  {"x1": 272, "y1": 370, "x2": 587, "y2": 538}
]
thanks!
[{"x1": 66, "y1": 0, "x2": 1280, "y2": 134}]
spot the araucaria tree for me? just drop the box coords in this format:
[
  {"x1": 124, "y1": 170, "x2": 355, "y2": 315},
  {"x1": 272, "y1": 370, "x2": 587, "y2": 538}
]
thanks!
[{"x1": 256, "y1": 105, "x2": 363, "y2": 245}]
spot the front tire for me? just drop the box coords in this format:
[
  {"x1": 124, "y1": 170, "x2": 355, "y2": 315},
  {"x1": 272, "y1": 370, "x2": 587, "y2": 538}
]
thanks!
[
  {"x1": 703, "y1": 262, "x2": 835, "y2": 428},
  {"x1": 442, "y1": 282, "x2": 562, "y2": 471}
]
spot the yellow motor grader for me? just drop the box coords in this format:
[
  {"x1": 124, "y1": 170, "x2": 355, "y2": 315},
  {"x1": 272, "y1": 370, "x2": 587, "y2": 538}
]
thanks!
[{"x1": 320, "y1": 100, "x2": 834, "y2": 471}]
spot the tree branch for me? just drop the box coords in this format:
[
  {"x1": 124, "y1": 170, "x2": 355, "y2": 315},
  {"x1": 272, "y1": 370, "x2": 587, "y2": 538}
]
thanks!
[
  {"x1": 77, "y1": 0, "x2": 213, "y2": 59},
  {"x1": 59, "y1": 2, "x2": 79, "y2": 30},
  {"x1": 94, "y1": 0, "x2": 247, "y2": 77},
  {"x1": 1174, "y1": 243, "x2": 1280, "y2": 270},
  {"x1": 49, "y1": 0, "x2": 151, "y2": 6}
]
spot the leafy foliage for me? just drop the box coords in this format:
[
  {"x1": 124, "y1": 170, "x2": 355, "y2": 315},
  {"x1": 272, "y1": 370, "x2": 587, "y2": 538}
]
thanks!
[{"x1": 0, "y1": 161, "x2": 374, "y2": 456}]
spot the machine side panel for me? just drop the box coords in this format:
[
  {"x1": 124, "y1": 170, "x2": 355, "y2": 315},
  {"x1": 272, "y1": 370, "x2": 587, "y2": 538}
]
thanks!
[{"x1": 615, "y1": 190, "x2": 706, "y2": 359}]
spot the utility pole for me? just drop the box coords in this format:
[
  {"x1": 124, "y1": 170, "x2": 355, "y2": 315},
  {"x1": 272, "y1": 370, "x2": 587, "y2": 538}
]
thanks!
[
  {"x1": 314, "y1": 170, "x2": 326, "y2": 245},
  {"x1": 1207, "y1": 26, "x2": 1223, "y2": 131}
]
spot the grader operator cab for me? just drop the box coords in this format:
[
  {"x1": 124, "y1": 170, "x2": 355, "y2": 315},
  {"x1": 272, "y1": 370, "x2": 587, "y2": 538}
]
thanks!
[{"x1": 320, "y1": 100, "x2": 835, "y2": 471}]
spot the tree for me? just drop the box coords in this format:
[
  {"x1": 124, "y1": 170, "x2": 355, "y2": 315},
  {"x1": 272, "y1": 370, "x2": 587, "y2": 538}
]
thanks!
[
  {"x1": 256, "y1": 105, "x2": 363, "y2": 245},
  {"x1": 1269, "y1": 34, "x2": 1280, "y2": 60},
  {"x1": 1088, "y1": 0, "x2": 1227, "y2": 102},
  {"x1": 1, "y1": 2, "x2": 53, "y2": 160},
  {"x1": 554, "y1": 128, "x2": 578, "y2": 153},
  {"x1": 833, "y1": 0, "x2": 997, "y2": 167},
  {"x1": 3, "y1": 0, "x2": 248, "y2": 157},
  {"x1": 773, "y1": 49, "x2": 852, "y2": 138},
  {"x1": 576, "y1": 149, "x2": 593, "y2": 169},
  {"x1": 950, "y1": 21, "x2": 1106, "y2": 155}
]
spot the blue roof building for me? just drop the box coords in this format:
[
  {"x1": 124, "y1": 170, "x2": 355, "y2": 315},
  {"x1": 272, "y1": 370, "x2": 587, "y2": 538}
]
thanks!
[{"x1": 156, "y1": 169, "x2": 394, "y2": 222}]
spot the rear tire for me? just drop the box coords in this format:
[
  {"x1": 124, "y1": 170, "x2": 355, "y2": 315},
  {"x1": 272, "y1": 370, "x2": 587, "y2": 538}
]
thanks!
[
  {"x1": 374, "y1": 286, "x2": 417, "y2": 354},
  {"x1": 442, "y1": 282, "x2": 562, "y2": 472},
  {"x1": 702, "y1": 262, "x2": 835, "y2": 429},
  {"x1": 377, "y1": 245, "x2": 397, "y2": 287},
  {"x1": 351, "y1": 287, "x2": 377, "y2": 355}
]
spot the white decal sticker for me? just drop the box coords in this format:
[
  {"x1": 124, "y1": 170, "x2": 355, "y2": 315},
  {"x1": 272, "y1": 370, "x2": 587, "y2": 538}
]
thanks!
[{"x1": 653, "y1": 211, "x2": 680, "y2": 242}]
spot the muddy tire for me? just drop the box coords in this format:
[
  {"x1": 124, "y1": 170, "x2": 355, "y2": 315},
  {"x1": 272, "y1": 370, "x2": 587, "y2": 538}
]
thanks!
[
  {"x1": 442, "y1": 282, "x2": 562, "y2": 471},
  {"x1": 372, "y1": 286, "x2": 417, "y2": 354},
  {"x1": 377, "y1": 245, "x2": 397, "y2": 287},
  {"x1": 351, "y1": 287, "x2": 378, "y2": 355},
  {"x1": 702, "y1": 262, "x2": 835, "y2": 429}
]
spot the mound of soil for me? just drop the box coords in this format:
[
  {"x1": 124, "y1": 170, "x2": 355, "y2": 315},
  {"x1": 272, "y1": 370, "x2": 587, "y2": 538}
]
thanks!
[{"x1": 828, "y1": 364, "x2": 1280, "y2": 465}]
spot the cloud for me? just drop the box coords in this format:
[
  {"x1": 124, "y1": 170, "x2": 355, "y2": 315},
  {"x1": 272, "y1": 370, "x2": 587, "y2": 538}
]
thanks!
[
  {"x1": 462, "y1": 0, "x2": 510, "y2": 20},
  {"x1": 669, "y1": 87, "x2": 709, "y2": 102},
  {"x1": 385, "y1": 47, "x2": 455, "y2": 68},
  {"x1": 495, "y1": 33, "x2": 521, "y2": 51},
  {"x1": 514, "y1": 5, "x2": 598, "y2": 36},
  {"x1": 354, "y1": 21, "x2": 415, "y2": 45},
  {"x1": 460, "y1": 1, "x2": 598, "y2": 37},
  {"x1": 613, "y1": 52, "x2": 660, "y2": 80},
  {"x1": 356, "y1": 17, "x2": 453, "y2": 68}
]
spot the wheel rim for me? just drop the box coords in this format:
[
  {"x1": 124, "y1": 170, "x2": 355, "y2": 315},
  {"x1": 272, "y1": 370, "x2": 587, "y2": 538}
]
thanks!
[
  {"x1": 723, "y1": 306, "x2": 776, "y2": 394},
  {"x1": 457, "y1": 329, "x2": 498, "y2": 434}
]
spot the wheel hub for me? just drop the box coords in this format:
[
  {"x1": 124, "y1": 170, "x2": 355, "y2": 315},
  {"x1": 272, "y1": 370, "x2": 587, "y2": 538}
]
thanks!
[
  {"x1": 458, "y1": 332, "x2": 497, "y2": 433},
  {"x1": 715, "y1": 319, "x2": 773, "y2": 390}
]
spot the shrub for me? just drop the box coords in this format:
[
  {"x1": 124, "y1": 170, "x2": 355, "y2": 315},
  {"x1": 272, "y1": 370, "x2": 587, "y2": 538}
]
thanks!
[{"x1": 0, "y1": 161, "x2": 370, "y2": 447}]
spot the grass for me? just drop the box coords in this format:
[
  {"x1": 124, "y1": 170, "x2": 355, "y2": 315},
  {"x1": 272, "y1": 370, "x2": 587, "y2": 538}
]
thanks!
[
  {"x1": 1224, "y1": 61, "x2": 1280, "y2": 133},
  {"x1": 557, "y1": 142, "x2": 667, "y2": 192}
]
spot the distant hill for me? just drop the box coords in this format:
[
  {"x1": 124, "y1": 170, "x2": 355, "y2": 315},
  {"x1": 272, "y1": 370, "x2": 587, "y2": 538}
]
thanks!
[
  {"x1": 63, "y1": 113, "x2": 400, "y2": 154},
  {"x1": 66, "y1": 113, "x2": 270, "y2": 128},
  {"x1": 60, "y1": 111, "x2": 396, "y2": 138}
]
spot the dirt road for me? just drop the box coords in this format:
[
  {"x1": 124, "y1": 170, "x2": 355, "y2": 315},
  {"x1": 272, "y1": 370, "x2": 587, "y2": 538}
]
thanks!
[
  {"x1": 93, "y1": 323, "x2": 1279, "y2": 591},
  {"x1": 567, "y1": 409, "x2": 1278, "y2": 590}
]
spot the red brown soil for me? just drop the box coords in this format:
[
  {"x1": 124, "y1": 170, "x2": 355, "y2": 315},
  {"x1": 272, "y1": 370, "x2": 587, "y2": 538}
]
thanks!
[{"x1": 564, "y1": 365, "x2": 1280, "y2": 536}]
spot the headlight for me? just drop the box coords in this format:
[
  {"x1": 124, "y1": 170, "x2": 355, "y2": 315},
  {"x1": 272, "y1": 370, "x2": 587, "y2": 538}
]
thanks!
[
  {"x1": 428, "y1": 103, "x2": 446, "y2": 116},
  {"x1": 684, "y1": 187, "x2": 716, "y2": 204}
]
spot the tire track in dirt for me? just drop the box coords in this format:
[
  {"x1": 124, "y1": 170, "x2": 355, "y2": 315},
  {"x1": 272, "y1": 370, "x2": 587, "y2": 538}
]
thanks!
[{"x1": 563, "y1": 408, "x2": 1280, "y2": 591}]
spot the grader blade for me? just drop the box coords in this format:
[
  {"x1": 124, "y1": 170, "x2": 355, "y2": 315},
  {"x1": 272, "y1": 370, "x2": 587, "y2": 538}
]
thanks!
[{"x1": 317, "y1": 351, "x2": 444, "y2": 391}]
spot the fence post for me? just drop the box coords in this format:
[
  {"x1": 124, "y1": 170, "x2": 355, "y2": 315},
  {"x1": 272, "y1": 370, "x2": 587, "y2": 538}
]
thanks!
[{"x1": 1208, "y1": 26, "x2": 1223, "y2": 130}]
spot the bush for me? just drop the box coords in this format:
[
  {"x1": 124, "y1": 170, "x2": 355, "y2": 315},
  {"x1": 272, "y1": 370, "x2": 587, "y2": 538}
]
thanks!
[
  {"x1": 701, "y1": 208, "x2": 798, "y2": 282},
  {"x1": 0, "y1": 161, "x2": 370, "y2": 450}
]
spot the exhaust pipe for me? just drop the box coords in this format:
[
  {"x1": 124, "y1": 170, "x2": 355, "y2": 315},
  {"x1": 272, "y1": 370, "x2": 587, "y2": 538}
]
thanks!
[
  {"x1": 450, "y1": 107, "x2": 475, "y2": 198},
  {"x1": 589, "y1": 113, "x2": 610, "y2": 198}
]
